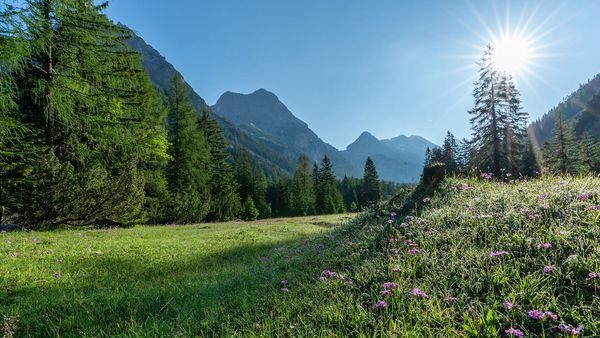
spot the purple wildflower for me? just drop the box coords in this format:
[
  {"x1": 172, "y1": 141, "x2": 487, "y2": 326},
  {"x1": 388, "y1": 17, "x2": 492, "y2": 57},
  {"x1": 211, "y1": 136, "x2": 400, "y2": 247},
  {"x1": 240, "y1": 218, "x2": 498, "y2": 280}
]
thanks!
[
  {"x1": 407, "y1": 248, "x2": 419, "y2": 255},
  {"x1": 319, "y1": 270, "x2": 339, "y2": 281},
  {"x1": 466, "y1": 207, "x2": 475, "y2": 212},
  {"x1": 391, "y1": 266, "x2": 401, "y2": 273},
  {"x1": 422, "y1": 197, "x2": 431, "y2": 203},
  {"x1": 390, "y1": 212, "x2": 397, "y2": 217},
  {"x1": 445, "y1": 296, "x2": 458, "y2": 304},
  {"x1": 399, "y1": 222, "x2": 410, "y2": 228},
  {"x1": 374, "y1": 301, "x2": 387, "y2": 310},
  {"x1": 558, "y1": 323, "x2": 584, "y2": 335},
  {"x1": 543, "y1": 265, "x2": 556, "y2": 274},
  {"x1": 544, "y1": 311, "x2": 558, "y2": 321},
  {"x1": 54, "y1": 272, "x2": 61, "y2": 279},
  {"x1": 382, "y1": 282, "x2": 401, "y2": 290},
  {"x1": 586, "y1": 205, "x2": 600, "y2": 211},
  {"x1": 379, "y1": 290, "x2": 393, "y2": 296},
  {"x1": 410, "y1": 288, "x2": 429, "y2": 298},
  {"x1": 56, "y1": 259, "x2": 63, "y2": 263},
  {"x1": 490, "y1": 251, "x2": 510, "y2": 257},
  {"x1": 537, "y1": 242, "x2": 552, "y2": 249},
  {"x1": 280, "y1": 280, "x2": 289, "y2": 286},
  {"x1": 386, "y1": 219, "x2": 394, "y2": 224},
  {"x1": 528, "y1": 310, "x2": 545, "y2": 320},
  {"x1": 502, "y1": 300, "x2": 521, "y2": 310},
  {"x1": 280, "y1": 287, "x2": 289, "y2": 292},
  {"x1": 504, "y1": 327, "x2": 524, "y2": 337},
  {"x1": 578, "y1": 193, "x2": 592, "y2": 201},
  {"x1": 588, "y1": 272, "x2": 598, "y2": 280}
]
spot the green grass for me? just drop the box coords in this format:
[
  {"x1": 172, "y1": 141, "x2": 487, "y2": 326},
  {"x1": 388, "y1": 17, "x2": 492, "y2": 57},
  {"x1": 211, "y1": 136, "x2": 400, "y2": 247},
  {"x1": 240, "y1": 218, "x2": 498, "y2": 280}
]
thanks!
[{"x1": 2, "y1": 176, "x2": 600, "y2": 337}]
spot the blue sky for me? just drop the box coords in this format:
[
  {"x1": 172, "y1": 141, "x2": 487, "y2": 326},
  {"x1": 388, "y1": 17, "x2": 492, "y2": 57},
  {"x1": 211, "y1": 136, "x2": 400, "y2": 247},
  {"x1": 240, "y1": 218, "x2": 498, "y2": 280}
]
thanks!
[{"x1": 103, "y1": 0, "x2": 600, "y2": 148}]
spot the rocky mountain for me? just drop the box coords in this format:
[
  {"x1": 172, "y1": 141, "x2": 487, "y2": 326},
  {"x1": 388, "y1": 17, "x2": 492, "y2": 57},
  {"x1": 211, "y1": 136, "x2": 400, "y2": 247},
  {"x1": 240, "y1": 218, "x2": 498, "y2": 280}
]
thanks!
[
  {"x1": 125, "y1": 27, "x2": 435, "y2": 182},
  {"x1": 340, "y1": 132, "x2": 435, "y2": 182},
  {"x1": 529, "y1": 74, "x2": 600, "y2": 145}
]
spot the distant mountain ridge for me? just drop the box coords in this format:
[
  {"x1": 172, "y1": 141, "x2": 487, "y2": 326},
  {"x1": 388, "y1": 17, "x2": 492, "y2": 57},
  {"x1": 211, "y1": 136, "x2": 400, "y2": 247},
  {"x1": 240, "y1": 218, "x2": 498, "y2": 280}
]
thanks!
[
  {"x1": 125, "y1": 27, "x2": 436, "y2": 182},
  {"x1": 529, "y1": 74, "x2": 600, "y2": 145}
]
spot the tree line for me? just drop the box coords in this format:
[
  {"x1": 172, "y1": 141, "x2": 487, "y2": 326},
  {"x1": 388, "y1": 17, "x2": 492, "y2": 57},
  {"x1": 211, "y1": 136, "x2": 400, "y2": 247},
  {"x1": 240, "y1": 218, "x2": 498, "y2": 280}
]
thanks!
[
  {"x1": 0, "y1": 1, "x2": 405, "y2": 228},
  {"x1": 424, "y1": 44, "x2": 599, "y2": 179}
]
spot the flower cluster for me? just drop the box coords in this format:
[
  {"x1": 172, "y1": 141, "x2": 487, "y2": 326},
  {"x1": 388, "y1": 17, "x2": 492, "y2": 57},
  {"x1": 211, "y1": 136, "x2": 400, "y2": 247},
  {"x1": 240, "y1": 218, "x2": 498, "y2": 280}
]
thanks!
[
  {"x1": 480, "y1": 172, "x2": 493, "y2": 180},
  {"x1": 502, "y1": 300, "x2": 521, "y2": 310},
  {"x1": 489, "y1": 251, "x2": 510, "y2": 257},
  {"x1": 558, "y1": 323, "x2": 584, "y2": 335},
  {"x1": 410, "y1": 288, "x2": 428, "y2": 298},
  {"x1": 374, "y1": 300, "x2": 387, "y2": 310},
  {"x1": 320, "y1": 270, "x2": 343, "y2": 281},
  {"x1": 505, "y1": 327, "x2": 524, "y2": 337},
  {"x1": 543, "y1": 265, "x2": 556, "y2": 273},
  {"x1": 537, "y1": 242, "x2": 552, "y2": 249},
  {"x1": 527, "y1": 310, "x2": 558, "y2": 321}
]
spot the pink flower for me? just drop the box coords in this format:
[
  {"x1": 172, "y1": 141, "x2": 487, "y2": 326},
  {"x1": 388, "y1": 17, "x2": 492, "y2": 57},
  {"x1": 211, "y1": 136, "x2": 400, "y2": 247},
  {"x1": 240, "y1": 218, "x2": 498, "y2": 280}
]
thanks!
[
  {"x1": 543, "y1": 266, "x2": 556, "y2": 273},
  {"x1": 379, "y1": 290, "x2": 393, "y2": 296},
  {"x1": 410, "y1": 288, "x2": 428, "y2": 298},
  {"x1": 422, "y1": 197, "x2": 431, "y2": 203},
  {"x1": 544, "y1": 311, "x2": 558, "y2": 321},
  {"x1": 505, "y1": 327, "x2": 524, "y2": 337},
  {"x1": 319, "y1": 270, "x2": 339, "y2": 281},
  {"x1": 407, "y1": 248, "x2": 419, "y2": 255},
  {"x1": 280, "y1": 288, "x2": 289, "y2": 292},
  {"x1": 374, "y1": 301, "x2": 387, "y2": 310},
  {"x1": 587, "y1": 272, "x2": 598, "y2": 280},
  {"x1": 528, "y1": 310, "x2": 545, "y2": 320}
]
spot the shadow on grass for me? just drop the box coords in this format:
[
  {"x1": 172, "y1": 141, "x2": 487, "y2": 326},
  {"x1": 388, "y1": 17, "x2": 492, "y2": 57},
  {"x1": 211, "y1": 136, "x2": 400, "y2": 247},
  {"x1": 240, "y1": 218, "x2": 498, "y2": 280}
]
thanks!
[{"x1": 2, "y1": 218, "x2": 366, "y2": 337}]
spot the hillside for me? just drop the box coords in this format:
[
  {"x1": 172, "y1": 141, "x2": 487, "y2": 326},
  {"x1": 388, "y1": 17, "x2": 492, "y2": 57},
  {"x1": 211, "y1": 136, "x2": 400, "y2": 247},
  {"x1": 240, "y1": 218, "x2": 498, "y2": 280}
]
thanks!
[
  {"x1": 529, "y1": 74, "x2": 600, "y2": 145},
  {"x1": 2, "y1": 177, "x2": 598, "y2": 336}
]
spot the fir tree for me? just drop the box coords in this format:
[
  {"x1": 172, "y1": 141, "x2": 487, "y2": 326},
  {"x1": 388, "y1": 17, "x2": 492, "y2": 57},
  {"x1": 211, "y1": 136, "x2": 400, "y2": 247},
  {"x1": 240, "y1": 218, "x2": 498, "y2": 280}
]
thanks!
[
  {"x1": 521, "y1": 133, "x2": 540, "y2": 177},
  {"x1": 578, "y1": 133, "x2": 600, "y2": 173},
  {"x1": 441, "y1": 131, "x2": 459, "y2": 175},
  {"x1": 314, "y1": 155, "x2": 344, "y2": 214},
  {"x1": 241, "y1": 196, "x2": 259, "y2": 221},
  {"x1": 5, "y1": 0, "x2": 168, "y2": 227},
  {"x1": 165, "y1": 75, "x2": 211, "y2": 223},
  {"x1": 468, "y1": 44, "x2": 506, "y2": 177},
  {"x1": 199, "y1": 108, "x2": 240, "y2": 221},
  {"x1": 362, "y1": 157, "x2": 381, "y2": 206},
  {"x1": 542, "y1": 111, "x2": 579, "y2": 174},
  {"x1": 234, "y1": 149, "x2": 269, "y2": 219},
  {"x1": 290, "y1": 155, "x2": 316, "y2": 216},
  {"x1": 498, "y1": 74, "x2": 529, "y2": 177}
]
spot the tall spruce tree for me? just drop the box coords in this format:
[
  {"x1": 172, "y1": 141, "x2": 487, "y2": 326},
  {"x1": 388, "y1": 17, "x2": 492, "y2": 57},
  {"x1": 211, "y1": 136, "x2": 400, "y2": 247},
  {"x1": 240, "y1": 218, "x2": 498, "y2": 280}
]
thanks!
[
  {"x1": 542, "y1": 111, "x2": 579, "y2": 174},
  {"x1": 314, "y1": 155, "x2": 344, "y2": 214},
  {"x1": 468, "y1": 44, "x2": 506, "y2": 177},
  {"x1": 290, "y1": 155, "x2": 316, "y2": 216},
  {"x1": 498, "y1": 74, "x2": 529, "y2": 177},
  {"x1": 199, "y1": 109, "x2": 240, "y2": 221},
  {"x1": 166, "y1": 75, "x2": 211, "y2": 223},
  {"x1": 521, "y1": 133, "x2": 540, "y2": 177},
  {"x1": 5, "y1": 0, "x2": 168, "y2": 227},
  {"x1": 361, "y1": 157, "x2": 380, "y2": 206},
  {"x1": 234, "y1": 149, "x2": 269, "y2": 219},
  {"x1": 441, "y1": 131, "x2": 459, "y2": 175},
  {"x1": 577, "y1": 133, "x2": 600, "y2": 173}
]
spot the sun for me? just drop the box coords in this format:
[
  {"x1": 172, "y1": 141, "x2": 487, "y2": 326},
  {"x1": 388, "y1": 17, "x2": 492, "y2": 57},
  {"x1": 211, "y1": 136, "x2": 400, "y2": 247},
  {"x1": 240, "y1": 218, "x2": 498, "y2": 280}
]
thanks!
[{"x1": 491, "y1": 36, "x2": 532, "y2": 75}]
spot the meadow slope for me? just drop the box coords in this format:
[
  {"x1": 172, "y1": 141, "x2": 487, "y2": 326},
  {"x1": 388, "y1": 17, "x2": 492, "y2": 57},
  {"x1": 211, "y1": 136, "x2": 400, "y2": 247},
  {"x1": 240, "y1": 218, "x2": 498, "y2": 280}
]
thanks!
[{"x1": 1, "y1": 176, "x2": 599, "y2": 337}]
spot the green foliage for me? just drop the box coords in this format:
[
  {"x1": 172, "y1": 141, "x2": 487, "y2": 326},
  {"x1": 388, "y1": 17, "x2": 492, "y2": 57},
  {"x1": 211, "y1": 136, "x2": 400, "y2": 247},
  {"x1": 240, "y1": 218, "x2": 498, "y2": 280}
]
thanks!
[
  {"x1": 541, "y1": 111, "x2": 580, "y2": 174},
  {"x1": 241, "y1": 195, "x2": 259, "y2": 221},
  {"x1": 362, "y1": 157, "x2": 381, "y2": 205},
  {"x1": 289, "y1": 155, "x2": 316, "y2": 216},
  {"x1": 314, "y1": 155, "x2": 345, "y2": 214}
]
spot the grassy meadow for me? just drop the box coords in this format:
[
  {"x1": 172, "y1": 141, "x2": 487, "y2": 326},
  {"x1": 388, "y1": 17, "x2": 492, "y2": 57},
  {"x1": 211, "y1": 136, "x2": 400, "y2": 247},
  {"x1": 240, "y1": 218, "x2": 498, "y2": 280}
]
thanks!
[{"x1": 2, "y1": 176, "x2": 600, "y2": 337}]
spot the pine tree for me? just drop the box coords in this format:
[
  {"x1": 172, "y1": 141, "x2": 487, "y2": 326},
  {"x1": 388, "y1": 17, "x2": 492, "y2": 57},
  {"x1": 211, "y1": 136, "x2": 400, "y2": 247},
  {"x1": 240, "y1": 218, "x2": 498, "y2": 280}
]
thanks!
[
  {"x1": 441, "y1": 131, "x2": 459, "y2": 175},
  {"x1": 456, "y1": 138, "x2": 472, "y2": 176},
  {"x1": 234, "y1": 149, "x2": 269, "y2": 219},
  {"x1": 166, "y1": 75, "x2": 211, "y2": 223},
  {"x1": 362, "y1": 157, "x2": 381, "y2": 206},
  {"x1": 542, "y1": 111, "x2": 579, "y2": 174},
  {"x1": 315, "y1": 155, "x2": 344, "y2": 214},
  {"x1": 290, "y1": 155, "x2": 316, "y2": 216},
  {"x1": 521, "y1": 133, "x2": 540, "y2": 177},
  {"x1": 469, "y1": 44, "x2": 507, "y2": 177},
  {"x1": 498, "y1": 74, "x2": 529, "y2": 177},
  {"x1": 578, "y1": 133, "x2": 600, "y2": 173},
  {"x1": 241, "y1": 196, "x2": 259, "y2": 221},
  {"x1": 199, "y1": 108, "x2": 240, "y2": 221},
  {"x1": 5, "y1": 0, "x2": 168, "y2": 227}
]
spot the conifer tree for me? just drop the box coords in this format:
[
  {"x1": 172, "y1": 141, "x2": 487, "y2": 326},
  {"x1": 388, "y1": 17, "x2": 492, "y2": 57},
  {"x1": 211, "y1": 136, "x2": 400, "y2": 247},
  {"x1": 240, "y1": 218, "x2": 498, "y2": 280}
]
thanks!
[
  {"x1": 542, "y1": 111, "x2": 579, "y2": 174},
  {"x1": 241, "y1": 196, "x2": 259, "y2": 221},
  {"x1": 314, "y1": 155, "x2": 344, "y2": 214},
  {"x1": 234, "y1": 149, "x2": 269, "y2": 219},
  {"x1": 290, "y1": 155, "x2": 316, "y2": 216},
  {"x1": 578, "y1": 133, "x2": 600, "y2": 173},
  {"x1": 521, "y1": 134, "x2": 540, "y2": 177},
  {"x1": 5, "y1": 0, "x2": 168, "y2": 227},
  {"x1": 166, "y1": 75, "x2": 211, "y2": 223},
  {"x1": 441, "y1": 131, "x2": 459, "y2": 175},
  {"x1": 199, "y1": 109, "x2": 240, "y2": 221},
  {"x1": 362, "y1": 157, "x2": 381, "y2": 206},
  {"x1": 498, "y1": 74, "x2": 529, "y2": 177},
  {"x1": 468, "y1": 44, "x2": 506, "y2": 177}
]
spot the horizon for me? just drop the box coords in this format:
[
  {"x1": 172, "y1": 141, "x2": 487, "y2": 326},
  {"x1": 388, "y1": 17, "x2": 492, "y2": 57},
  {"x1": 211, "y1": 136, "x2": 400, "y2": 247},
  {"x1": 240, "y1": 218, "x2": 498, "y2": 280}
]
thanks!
[{"x1": 102, "y1": 0, "x2": 600, "y2": 147}]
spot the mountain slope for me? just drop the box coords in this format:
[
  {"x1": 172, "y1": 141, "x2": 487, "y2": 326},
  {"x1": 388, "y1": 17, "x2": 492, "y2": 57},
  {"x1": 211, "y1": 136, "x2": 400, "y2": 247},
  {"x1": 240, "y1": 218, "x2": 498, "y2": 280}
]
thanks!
[
  {"x1": 529, "y1": 74, "x2": 600, "y2": 145},
  {"x1": 124, "y1": 29, "x2": 297, "y2": 177}
]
